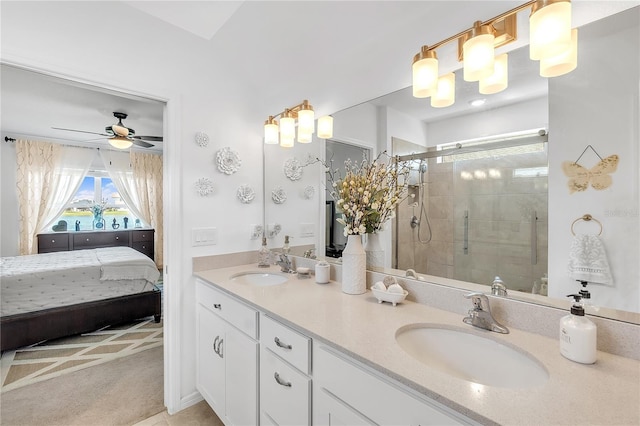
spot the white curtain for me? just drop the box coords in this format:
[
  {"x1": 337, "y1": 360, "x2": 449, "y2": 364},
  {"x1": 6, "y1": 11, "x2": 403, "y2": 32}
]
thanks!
[
  {"x1": 100, "y1": 150, "x2": 163, "y2": 267},
  {"x1": 16, "y1": 140, "x2": 96, "y2": 254}
]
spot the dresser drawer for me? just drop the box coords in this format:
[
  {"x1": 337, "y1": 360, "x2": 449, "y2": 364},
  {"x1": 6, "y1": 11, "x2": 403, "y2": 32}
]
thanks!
[
  {"x1": 132, "y1": 241, "x2": 154, "y2": 259},
  {"x1": 260, "y1": 347, "x2": 311, "y2": 426},
  {"x1": 73, "y1": 231, "x2": 129, "y2": 249},
  {"x1": 132, "y1": 229, "x2": 154, "y2": 243},
  {"x1": 196, "y1": 279, "x2": 258, "y2": 339},
  {"x1": 37, "y1": 234, "x2": 70, "y2": 252},
  {"x1": 260, "y1": 313, "x2": 311, "y2": 374}
]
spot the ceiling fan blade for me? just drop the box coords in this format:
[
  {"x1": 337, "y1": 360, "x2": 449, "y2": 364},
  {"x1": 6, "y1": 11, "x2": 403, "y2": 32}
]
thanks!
[
  {"x1": 52, "y1": 127, "x2": 111, "y2": 137},
  {"x1": 131, "y1": 139, "x2": 154, "y2": 148},
  {"x1": 133, "y1": 135, "x2": 163, "y2": 142}
]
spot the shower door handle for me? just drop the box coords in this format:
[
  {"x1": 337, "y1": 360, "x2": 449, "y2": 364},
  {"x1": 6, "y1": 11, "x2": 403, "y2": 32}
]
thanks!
[
  {"x1": 531, "y1": 210, "x2": 538, "y2": 265},
  {"x1": 463, "y1": 210, "x2": 469, "y2": 255}
]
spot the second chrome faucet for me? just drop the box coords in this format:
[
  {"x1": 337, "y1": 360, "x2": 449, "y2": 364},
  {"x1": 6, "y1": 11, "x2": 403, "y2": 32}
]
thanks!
[{"x1": 462, "y1": 293, "x2": 509, "y2": 334}]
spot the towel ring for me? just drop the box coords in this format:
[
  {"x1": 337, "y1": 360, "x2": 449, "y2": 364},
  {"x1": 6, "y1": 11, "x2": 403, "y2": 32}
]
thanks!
[{"x1": 571, "y1": 214, "x2": 603, "y2": 236}]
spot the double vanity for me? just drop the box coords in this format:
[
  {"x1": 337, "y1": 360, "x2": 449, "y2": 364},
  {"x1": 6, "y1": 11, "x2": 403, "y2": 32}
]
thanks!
[{"x1": 194, "y1": 263, "x2": 639, "y2": 425}]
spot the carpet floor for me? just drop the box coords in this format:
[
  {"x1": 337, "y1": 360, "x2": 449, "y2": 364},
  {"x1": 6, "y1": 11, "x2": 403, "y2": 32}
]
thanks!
[
  {"x1": 1, "y1": 318, "x2": 163, "y2": 392},
  {"x1": 0, "y1": 345, "x2": 164, "y2": 426}
]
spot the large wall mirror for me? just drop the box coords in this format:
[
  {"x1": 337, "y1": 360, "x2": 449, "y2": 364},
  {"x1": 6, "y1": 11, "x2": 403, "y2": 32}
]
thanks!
[{"x1": 264, "y1": 6, "x2": 639, "y2": 322}]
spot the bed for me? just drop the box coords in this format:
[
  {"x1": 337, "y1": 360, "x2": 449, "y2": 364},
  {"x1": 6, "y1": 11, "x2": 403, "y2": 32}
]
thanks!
[{"x1": 1, "y1": 246, "x2": 161, "y2": 352}]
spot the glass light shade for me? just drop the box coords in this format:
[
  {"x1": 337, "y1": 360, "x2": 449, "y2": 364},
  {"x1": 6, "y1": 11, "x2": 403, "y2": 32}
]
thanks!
[
  {"x1": 412, "y1": 48, "x2": 439, "y2": 98},
  {"x1": 317, "y1": 115, "x2": 333, "y2": 139},
  {"x1": 540, "y1": 28, "x2": 578, "y2": 77},
  {"x1": 112, "y1": 124, "x2": 129, "y2": 137},
  {"x1": 479, "y1": 53, "x2": 509, "y2": 94},
  {"x1": 530, "y1": 1, "x2": 572, "y2": 60},
  {"x1": 430, "y1": 73, "x2": 455, "y2": 108},
  {"x1": 463, "y1": 32, "x2": 495, "y2": 82},
  {"x1": 280, "y1": 116, "x2": 296, "y2": 140},
  {"x1": 280, "y1": 136, "x2": 294, "y2": 148},
  {"x1": 109, "y1": 136, "x2": 133, "y2": 149},
  {"x1": 264, "y1": 122, "x2": 279, "y2": 144},
  {"x1": 297, "y1": 108, "x2": 315, "y2": 135},
  {"x1": 297, "y1": 129, "x2": 312, "y2": 143}
]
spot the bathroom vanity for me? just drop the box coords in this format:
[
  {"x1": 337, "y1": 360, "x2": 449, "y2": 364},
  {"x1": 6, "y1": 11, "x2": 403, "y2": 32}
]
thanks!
[{"x1": 194, "y1": 264, "x2": 639, "y2": 425}]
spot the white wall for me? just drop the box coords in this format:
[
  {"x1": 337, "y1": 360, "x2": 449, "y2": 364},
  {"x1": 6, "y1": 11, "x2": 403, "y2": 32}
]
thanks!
[{"x1": 548, "y1": 9, "x2": 640, "y2": 313}]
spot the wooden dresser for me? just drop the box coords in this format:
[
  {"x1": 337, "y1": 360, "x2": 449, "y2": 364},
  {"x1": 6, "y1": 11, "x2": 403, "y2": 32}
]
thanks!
[{"x1": 37, "y1": 229, "x2": 155, "y2": 259}]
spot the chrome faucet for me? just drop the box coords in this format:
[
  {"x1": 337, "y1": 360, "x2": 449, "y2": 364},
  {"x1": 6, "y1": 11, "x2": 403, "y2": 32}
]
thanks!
[
  {"x1": 462, "y1": 293, "x2": 509, "y2": 334},
  {"x1": 276, "y1": 253, "x2": 294, "y2": 273},
  {"x1": 491, "y1": 279, "x2": 508, "y2": 297}
]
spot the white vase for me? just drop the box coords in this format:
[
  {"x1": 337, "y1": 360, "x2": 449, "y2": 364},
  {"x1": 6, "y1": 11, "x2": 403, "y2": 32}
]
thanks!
[
  {"x1": 341, "y1": 234, "x2": 366, "y2": 295},
  {"x1": 364, "y1": 233, "x2": 384, "y2": 268}
]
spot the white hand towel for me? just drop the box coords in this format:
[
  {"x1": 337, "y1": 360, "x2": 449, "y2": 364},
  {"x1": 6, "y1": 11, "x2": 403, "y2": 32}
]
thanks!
[{"x1": 567, "y1": 234, "x2": 613, "y2": 285}]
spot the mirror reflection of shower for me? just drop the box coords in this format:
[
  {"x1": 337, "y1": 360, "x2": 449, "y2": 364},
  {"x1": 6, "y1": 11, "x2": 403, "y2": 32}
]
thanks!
[{"x1": 409, "y1": 160, "x2": 432, "y2": 244}]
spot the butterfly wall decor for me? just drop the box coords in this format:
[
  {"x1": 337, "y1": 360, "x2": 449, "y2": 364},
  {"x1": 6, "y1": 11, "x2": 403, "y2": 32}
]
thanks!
[{"x1": 562, "y1": 154, "x2": 619, "y2": 194}]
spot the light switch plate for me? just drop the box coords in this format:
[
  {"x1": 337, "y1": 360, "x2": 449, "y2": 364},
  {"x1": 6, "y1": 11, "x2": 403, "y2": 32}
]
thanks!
[
  {"x1": 192, "y1": 227, "x2": 218, "y2": 246},
  {"x1": 300, "y1": 223, "x2": 314, "y2": 238}
]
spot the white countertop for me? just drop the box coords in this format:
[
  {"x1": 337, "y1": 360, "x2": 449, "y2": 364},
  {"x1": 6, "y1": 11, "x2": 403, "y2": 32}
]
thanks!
[{"x1": 195, "y1": 264, "x2": 640, "y2": 426}]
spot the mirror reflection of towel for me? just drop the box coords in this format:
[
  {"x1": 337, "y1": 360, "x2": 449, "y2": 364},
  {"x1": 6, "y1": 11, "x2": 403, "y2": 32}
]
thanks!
[{"x1": 567, "y1": 234, "x2": 613, "y2": 285}]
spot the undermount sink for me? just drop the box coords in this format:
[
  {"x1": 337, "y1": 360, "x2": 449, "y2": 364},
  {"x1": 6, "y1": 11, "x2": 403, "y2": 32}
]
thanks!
[
  {"x1": 229, "y1": 271, "x2": 289, "y2": 286},
  {"x1": 395, "y1": 324, "x2": 548, "y2": 388}
]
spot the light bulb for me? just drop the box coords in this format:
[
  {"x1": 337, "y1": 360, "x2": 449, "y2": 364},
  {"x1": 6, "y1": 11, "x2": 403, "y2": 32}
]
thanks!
[
  {"x1": 297, "y1": 106, "x2": 315, "y2": 135},
  {"x1": 463, "y1": 22, "x2": 495, "y2": 82},
  {"x1": 317, "y1": 116, "x2": 333, "y2": 139},
  {"x1": 530, "y1": 0, "x2": 572, "y2": 60},
  {"x1": 479, "y1": 53, "x2": 509, "y2": 94},
  {"x1": 264, "y1": 118, "x2": 279, "y2": 145},
  {"x1": 412, "y1": 46, "x2": 439, "y2": 98},
  {"x1": 540, "y1": 28, "x2": 578, "y2": 77},
  {"x1": 280, "y1": 114, "x2": 295, "y2": 141},
  {"x1": 431, "y1": 73, "x2": 455, "y2": 108}
]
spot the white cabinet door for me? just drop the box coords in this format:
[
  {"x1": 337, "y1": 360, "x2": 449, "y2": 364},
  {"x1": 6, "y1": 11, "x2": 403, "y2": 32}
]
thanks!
[
  {"x1": 225, "y1": 324, "x2": 258, "y2": 426},
  {"x1": 196, "y1": 305, "x2": 226, "y2": 414},
  {"x1": 314, "y1": 386, "x2": 373, "y2": 426}
]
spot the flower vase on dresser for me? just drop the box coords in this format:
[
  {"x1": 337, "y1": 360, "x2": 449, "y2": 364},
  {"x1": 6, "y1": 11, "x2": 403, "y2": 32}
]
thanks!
[
  {"x1": 364, "y1": 233, "x2": 384, "y2": 268},
  {"x1": 93, "y1": 212, "x2": 105, "y2": 230},
  {"x1": 341, "y1": 234, "x2": 366, "y2": 295}
]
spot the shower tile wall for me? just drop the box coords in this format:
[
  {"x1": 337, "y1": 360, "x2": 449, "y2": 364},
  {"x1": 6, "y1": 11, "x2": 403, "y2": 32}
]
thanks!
[{"x1": 394, "y1": 146, "x2": 548, "y2": 294}]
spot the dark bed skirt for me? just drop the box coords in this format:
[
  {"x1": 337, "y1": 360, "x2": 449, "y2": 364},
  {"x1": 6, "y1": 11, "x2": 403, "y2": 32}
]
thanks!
[{"x1": 1, "y1": 290, "x2": 162, "y2": 353}]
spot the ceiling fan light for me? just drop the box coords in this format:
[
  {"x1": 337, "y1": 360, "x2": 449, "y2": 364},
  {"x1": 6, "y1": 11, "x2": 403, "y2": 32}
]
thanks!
[
  {"x1": 463, "y1": 22, "x2": 495, "y2": 82},
  {"x1": 109, "y1": 136, "x2": 133, "y2": 150},
  {"x1": 479, "y1": 53, "x2": 509, "y2": 94},
  {"x1": 530, "y1": 0, "x2": 572, "y2": 60},
  {"x1": 412, "y1": 46, "x2": 439, "y2": 98},
  {"x1": 540, "y1": 28, "x2": 578, "y2": 77},
  {"x1": 317, "y1": 115, "x2": 333, "y2": 139}
]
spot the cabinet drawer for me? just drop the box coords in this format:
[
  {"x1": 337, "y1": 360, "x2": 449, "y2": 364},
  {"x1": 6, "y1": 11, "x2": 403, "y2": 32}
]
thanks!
[
  {"x1": 132, "y1": 241, "x2": 154, "y2": 258},
  {"x1": 261, "y1": 314, "x2": 311, "y2": 374},
  {"x1": 73, "y1": 231, "x2": 129, "y2": 249},
  {"x1": 260, "y1": 347, "x2": 311, "y2": 426},
  {"x1": 132, "y1": 230, "x2": 154, "y2": 242},
  {"x1": 37, "y1": 234, "x2": 69, "y2": 252},
  {"x1": 314, "y1": 344, "x2": 473, "y2": 425},
  {"x1": 196, "y1": 279, "x2": 258, "y2": 339}
]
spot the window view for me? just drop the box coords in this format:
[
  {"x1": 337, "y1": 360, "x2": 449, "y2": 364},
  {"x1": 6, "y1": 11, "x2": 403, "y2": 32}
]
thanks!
[{"x1": 58, "y1": 175, "x2": 141, "y2": 231}]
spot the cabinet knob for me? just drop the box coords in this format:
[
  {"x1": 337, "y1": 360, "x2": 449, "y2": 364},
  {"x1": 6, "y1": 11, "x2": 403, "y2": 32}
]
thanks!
[
  {"x1": 142, "y1": 234, "x2": 146, "y2": 238},
  {"x1": 86, "y1": 238, "x2": 90, "y2": 242},
  {"x1": 274, "y1": 372, "x2": 292, "y2": 388},
  {"x1": 115, "y1": 236, "x2": 119, "y2": 240},
  {"x1": 51, "y1": 239, "x2": 55, "y2": 243},
  {"x1": 274, "y1": 337, "x2": 293, "y2": 350}
]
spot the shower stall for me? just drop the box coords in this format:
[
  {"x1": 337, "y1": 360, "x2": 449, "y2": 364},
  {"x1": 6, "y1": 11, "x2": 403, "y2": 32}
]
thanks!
[{"x1": 393, "y1": 131, "x2": 549, "y2": 293}]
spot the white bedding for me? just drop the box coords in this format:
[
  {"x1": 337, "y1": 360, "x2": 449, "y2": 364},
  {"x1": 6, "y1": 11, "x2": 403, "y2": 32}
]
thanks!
[{"x1": 0, "y1": 247, "x2": 160, "y2": 317}]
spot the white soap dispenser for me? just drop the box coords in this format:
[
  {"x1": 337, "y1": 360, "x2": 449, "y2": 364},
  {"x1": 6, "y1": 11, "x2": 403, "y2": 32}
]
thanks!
[{"x1": 560, "y1": 294, "x2": 597, "y2": 364}]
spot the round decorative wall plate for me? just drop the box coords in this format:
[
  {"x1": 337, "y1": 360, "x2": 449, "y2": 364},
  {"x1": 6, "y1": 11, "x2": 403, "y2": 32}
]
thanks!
[
  {"x1": 195, "y1": 131, "x2": 209, "y2": 147},
  {"x1": 195, "y1": 177, "x2": 214, "y2": 196},
  {"x1": 284, "y1": 158, "x2": 303, "y2": 181},
  {"x1": 216, "y1": 147, "x2": 241, "y2": 175},
  {"x1": 236, "y1": 184, "x2": 256, "y2": 204},
  {"x1": 271, "y1": 186, "x2": 287, "y2": 204},
  {"x1": 303, "y1": 185, "x2": 315, "y2": 199}
]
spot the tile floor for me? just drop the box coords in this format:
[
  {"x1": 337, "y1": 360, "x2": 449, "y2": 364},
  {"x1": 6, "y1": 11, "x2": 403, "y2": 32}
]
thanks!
[{"x1": 133, "y1": 400, "x2": 223, "y2": 426}]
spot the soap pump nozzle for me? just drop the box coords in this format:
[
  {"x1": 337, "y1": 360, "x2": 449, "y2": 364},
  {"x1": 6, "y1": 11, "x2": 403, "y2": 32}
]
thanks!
[{"x1": 567, "y1": 294, "x2": 585, "y2": 316}]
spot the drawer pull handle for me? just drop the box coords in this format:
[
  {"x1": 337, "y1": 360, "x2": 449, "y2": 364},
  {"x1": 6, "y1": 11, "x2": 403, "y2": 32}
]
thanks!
[
  {"x1": 274, "y1": 372, "x2": 292, "y2": 388},
  {"x1": 218, "y1": 338, "x2": 224, "y2": 358},
  {"x1": 213, "y1": 303, "x2": 222, "y2": 310},
  {"x1": 86, "y1": 238, "x2": 90, "y2": 242},
  {"x1": 274, "y1": 337, "x2": 292, "y2": 350},
  {"x1": 115, "y1": 236, "x2": 119, "y2": 240},
  {"x1": 51, "y1": 239, "x2": 55, "y2": 243},
  {"x1": 213, "y1": 336, "x2": 220, "y2": 353}
]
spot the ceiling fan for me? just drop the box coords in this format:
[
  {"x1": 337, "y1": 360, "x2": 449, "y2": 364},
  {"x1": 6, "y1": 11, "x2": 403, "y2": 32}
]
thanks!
[{"x1": 53, "y1": 111, "x2": 162, "y2": 149}]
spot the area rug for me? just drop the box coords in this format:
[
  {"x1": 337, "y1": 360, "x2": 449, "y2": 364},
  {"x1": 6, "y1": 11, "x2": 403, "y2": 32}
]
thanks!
[
  {"x1": 1, "y1": 317, "x2": 162, "y2": 392},
  {"x1": 1, "y1": 345, "x2": 164, "y2": 426}
]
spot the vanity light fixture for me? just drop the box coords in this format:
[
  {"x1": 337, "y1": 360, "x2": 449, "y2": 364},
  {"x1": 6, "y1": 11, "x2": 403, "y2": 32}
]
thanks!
[
  {"x1": 109, "y1": 135, "x2": 133, "y2": 149},
  {"x1": 263, "y1": 100, "x2": 333, "y2": 147},
  {"x1": 411, "y1": 0, "x2": 577, "y2": 107}
]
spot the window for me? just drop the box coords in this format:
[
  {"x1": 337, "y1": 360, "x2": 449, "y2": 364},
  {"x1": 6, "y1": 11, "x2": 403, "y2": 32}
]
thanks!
[{"x1": 57, "y1": 172, "x2": 141, "y2": 232}]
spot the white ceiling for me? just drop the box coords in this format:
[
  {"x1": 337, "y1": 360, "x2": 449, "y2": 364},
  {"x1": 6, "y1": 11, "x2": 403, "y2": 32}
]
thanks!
[{"x1": 1, "y1": 1, "x2": 634, "y2": 152}]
